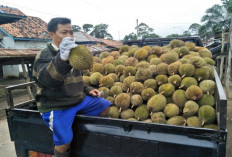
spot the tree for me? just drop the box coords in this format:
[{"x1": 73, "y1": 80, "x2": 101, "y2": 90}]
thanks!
[
  {"x1": 222, "y1": 0, "x2": 232, "y2": 13},
  {"x1": 188, "y1": 23, "x2": 201, "y2": 35},
  {"x1": 135, "y1": 23, "x2": 159, "y2": 39},
  {"x1": 72, "y1": 25, "x2": 81, "y2": 32},
  {"x1": 201, "y1": 4, "x2": 230, "y2": 34},
  {"x1": 144, "y1": 33, "x2": 160, "y2": 38},
  {"x1": 182, "y1": 31, "x2": 191, "y2": 37},
  {"x1": 166, "y1": 34, "x2": 181, "y2": 38},
  {"x1": 124, "y1": 32, "x2": 137, "y2": 41},
  {"x1": 198, "y1": 24, "x2": 213, "y2": 39},
  {"x1": 90, "y1": 24, "x2": 113, "y2": 39},
  {"x1": 82, "y1": 24, "x2": 93, "y2": 33}
]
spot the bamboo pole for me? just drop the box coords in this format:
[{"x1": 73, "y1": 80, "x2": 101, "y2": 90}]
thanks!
[
  {"x1": 220, "y1": 29, "x2": 225, "y2": 81},
  {"x1": 226, "y1": 34, "x2": 231, "y2": 98},
  {"x1": 21, "y1": 58, "x2": 33, "y2": 99},
  {"x1": 225, "y1": 15, "x2": 232, "y2": 98}
]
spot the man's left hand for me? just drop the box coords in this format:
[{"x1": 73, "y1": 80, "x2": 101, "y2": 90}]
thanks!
[{"x1": 89, "y1": 89, "x2": 100, "y2": 97}]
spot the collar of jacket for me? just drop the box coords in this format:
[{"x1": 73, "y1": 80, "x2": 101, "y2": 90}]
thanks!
[{"x1": 47, "y1": 42, "x2": 59, "y2": 56}]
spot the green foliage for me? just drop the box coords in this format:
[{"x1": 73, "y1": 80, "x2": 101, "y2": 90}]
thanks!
[
  {"x1": 135, "y1": 22, "x2": 160, "y2": 39},
  {"x1": 166, "y1": 34, "x2": 181, "y2": 38},
  {"x1": 72, "y1": 25, "x2": 81, "y2": 32},
  {"x1": 222, "y1": 0, "x2": 232, "y2": 13},
  {"x1": 124, "y1": 32, "x2": 137, "y2": 41},
  {"x1": 199, "y1": 4, "x2": 230, "y2": 38},
  {"x1": 82, "y1": 24, "x2": 93, "y2": 33},
  {"x1": 90, "y1": 24, "x2": 113, "y2": 39},
  {"x1": 188, "y1": 23, "x2": 201, "y2": 35},
  {"x1": 182, "y1": 31, "x2": 191, "y2": 37}
]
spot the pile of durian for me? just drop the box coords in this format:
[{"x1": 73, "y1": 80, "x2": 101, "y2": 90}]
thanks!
[{"x1": 82, "y1": 39, "x2": 218, "y2": 130}]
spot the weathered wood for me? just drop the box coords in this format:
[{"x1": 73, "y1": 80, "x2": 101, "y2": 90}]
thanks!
[
  {"x1": 21, "y1": 58, "x2": 34, "y2": 99},
  {"x1": 225, "y1": 15, "x2": 232, "y2": 98},
  {"x1": 225, "y1": 34, "x2": 231, "y2": 98},
  {"x1": 219, "y1": 56, "x2": 225, "y2": 80},
  {"x1": 5, "y1": 87, "x2": 14, "y2": 107},
  {"x1": 5, "y1": 82, "x2": 35, "y2": 107},
  {"x1": 220, "y1": 29, "x2": 225, "y2": 81}
]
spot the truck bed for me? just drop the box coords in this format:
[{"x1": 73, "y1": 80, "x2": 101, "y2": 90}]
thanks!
[{"x1": 5, "y1": 68, "x2": 227, "y2": 157}]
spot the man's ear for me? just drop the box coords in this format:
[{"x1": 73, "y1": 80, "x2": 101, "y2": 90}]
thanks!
[{"x1": 49, "y1": 32, "x2": 54, "y2": 39}]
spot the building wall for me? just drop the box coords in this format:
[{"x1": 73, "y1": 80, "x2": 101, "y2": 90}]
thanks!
[
  {"x1": 0, "y1": 30, "x2": 48, "y2": 78},
  {"x1": 0, "y1": 36, "x2": 15, "y2": 48},
  {"x1": 2, "y1": 64, "x2": 20, "y2": 78}
]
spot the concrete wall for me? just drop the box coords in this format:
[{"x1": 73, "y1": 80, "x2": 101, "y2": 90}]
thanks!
[
  {"x1": 0, "y1": 29, "x2": 48, "y2": 78},
  {"x1": 0, "y1": 34, "x2": 15, "y2": 48},
  {"x1": 2, "y1": 65, "x2": 20, "y2": 78}
]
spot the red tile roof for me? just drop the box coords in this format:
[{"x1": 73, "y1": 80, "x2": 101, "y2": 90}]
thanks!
[
  {"x1": 0, "y1": 16, "x2": 50, "y2": 40},
  {"x1": 100, "y1": 38, "x2": 122, "y2": 48},
  {"x1": 0, "y1": 5, "x2": 25, "y2": 16}
]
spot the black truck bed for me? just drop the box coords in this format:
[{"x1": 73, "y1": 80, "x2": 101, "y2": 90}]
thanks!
[{"x1": 5, "y1": 68, "x2": 227, "y2": 157}]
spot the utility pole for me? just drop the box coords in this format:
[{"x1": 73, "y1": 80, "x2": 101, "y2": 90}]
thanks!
[
  {"x1": 118, "y1": 31, "x2": 120, "y2": 41},
  {"x1": 136, "y1": 19, "x2": 138, "y2": 39}
]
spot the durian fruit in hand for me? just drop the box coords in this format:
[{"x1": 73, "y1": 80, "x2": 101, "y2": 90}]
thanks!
[{"x1": 69, "y1": 45, "x2": 93, "y2": 71}]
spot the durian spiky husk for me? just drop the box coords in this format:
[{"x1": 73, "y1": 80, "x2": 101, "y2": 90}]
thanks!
[
  {"x1": 69, "y1": 45, "x2": 93, "y2": 70},
  {"x1": 79, "y1": 39, "x2": 218, "y2": 129}
]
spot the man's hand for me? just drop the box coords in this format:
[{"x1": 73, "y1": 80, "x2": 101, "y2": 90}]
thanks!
[
  {"x1": 89, "y1": 89, "x2": 101, "y2": 97},
  {"x1": 59, "y1": 37, "x2": 77, "y2": 61}
]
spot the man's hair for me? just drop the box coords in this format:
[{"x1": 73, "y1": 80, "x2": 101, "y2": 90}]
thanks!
[{"x1": 47, "y1": 17, "x2": 71, "y2": 33}]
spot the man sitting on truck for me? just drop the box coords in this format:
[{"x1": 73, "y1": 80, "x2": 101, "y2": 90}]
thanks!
[{"x1": 33, "y1": 17, "x2": 111, "y2": 157}]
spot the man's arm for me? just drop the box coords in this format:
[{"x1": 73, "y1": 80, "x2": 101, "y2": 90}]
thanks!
[
  {"x1": 34, "y1": 52, "x2": 72, "y2": 89},
  {"x1": 34, "y1": 37, "x2": 77, "y2": 89}
]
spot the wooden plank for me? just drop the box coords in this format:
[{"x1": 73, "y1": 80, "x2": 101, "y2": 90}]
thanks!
[
  {"x1": 5, "y1": 82, "x2": 35, "y2": 107},
  {"x1": 225, "y1": 15, "x2": 232, "y2": 98},
  {"x1": 220, "y1": 29, "x2": 225, "y2": 81},
  {"x1": 225, "y1": 34, "x2": 231, "y2": 98},
  {"x1": 5, "y1": 87, "x2": 14, "y2": 107},
  {"x1": 12, "y1": 99, "x2": 36, "y2": 109},
  {"x1": 21, "y1": 58, "x2": 34, "y2": 99}
]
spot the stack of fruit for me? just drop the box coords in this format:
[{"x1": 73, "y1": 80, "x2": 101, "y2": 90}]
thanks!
[{"x1": 74, "y1": 39, "x2": 217, "y2": 129}]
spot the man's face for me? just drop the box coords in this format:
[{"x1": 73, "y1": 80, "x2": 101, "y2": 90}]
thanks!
[{"x1": 49, "y1": 24, "x2": 74, "y2": 47}]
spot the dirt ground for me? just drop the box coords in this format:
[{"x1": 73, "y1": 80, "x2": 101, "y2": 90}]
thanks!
[{"x1": 0, "y1": 79, "x2": 232, "y2": 157}]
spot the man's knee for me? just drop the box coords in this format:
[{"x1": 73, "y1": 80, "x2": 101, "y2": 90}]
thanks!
[
  {"x1": 55, "y1": 143, "x2": 70, "y2": 153},
  {"x1": 99, "y1": 106, "x2": 110, "y2": 116}
]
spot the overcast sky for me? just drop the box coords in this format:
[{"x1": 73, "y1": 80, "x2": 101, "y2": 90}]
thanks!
[{"x1": 0, "y1": 0, "x2": 222, "y2": 40}]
